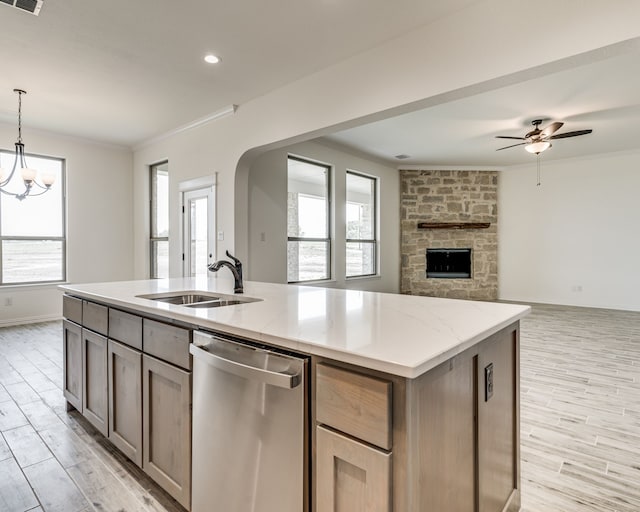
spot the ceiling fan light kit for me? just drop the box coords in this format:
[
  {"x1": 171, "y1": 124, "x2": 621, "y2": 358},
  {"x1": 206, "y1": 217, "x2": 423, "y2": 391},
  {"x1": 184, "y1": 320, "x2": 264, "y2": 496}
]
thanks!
[{"x1": 525, "y1": 141, "x2": 551, "y2": 154}]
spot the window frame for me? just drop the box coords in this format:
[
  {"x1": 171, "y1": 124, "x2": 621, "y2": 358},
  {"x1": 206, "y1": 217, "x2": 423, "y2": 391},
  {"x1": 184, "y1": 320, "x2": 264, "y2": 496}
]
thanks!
[
  {"x1": 345, "y1": 170, "x2": 377, "y2": 279},
  {"x1": 149, "y1": 161, "x2": 169, "y2": 279},
  {"x1": 0, "y1": 149, "x2": 66, "y2": 286},
  {"x1": 287, "y1": 155, "x2": 332, "y2": 284}
]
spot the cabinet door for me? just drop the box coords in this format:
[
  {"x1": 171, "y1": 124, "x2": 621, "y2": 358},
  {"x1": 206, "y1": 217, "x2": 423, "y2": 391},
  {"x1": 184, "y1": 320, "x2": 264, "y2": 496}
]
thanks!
[
  {"x1": 82, "y1": 329, "x2": 108, "y2": 436},
  {"x1": 108, "y1": 339, "x2": 142, "y2": 467},
  {"x1": 62, "y1": 320, "x2": 83, "y2": 412},
  {"x1": 316, "y1": 426, "x2": 391, "y2": 512},
  {"x1": 478, "y1": 328, "x2": 519, "y2": 512},
  {"x1": 142, "y1": 354, "x2": 191, "y2": 510}
]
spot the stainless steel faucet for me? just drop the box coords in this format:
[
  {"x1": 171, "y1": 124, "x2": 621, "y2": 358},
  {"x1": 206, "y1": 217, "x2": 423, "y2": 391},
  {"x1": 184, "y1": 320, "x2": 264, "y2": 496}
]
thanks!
[{"x1": 208, "y1": 250, "x2": 243, "y2": 294}]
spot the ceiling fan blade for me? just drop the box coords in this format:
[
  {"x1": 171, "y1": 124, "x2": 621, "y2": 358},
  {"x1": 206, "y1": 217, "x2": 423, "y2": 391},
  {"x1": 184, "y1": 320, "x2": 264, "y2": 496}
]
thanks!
[
  {"x1": 495, "y1": 136, "x2": 526, "y2": 140},
  {"x1": 548, "y1": 129, "x2": 593, "y2": 140},
  {"x1": 540, "y1": 121, "x2": 563, "y2": 138},
  {"x1": 496, "y1": 142, "x2": 526, "y2": 151}
]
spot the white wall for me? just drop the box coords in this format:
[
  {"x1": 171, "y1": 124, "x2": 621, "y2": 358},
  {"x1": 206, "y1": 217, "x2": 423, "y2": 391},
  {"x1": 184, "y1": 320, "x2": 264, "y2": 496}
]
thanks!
[
  {"x1": 0, "y1": 123, "x2": 134, "y2": 325},
  {"x1": 499, "y1": 150, "x2": 640, "y2": 311},
  {"x1": 247, "y1": 140, "x2": 400, "y2": 292},
  {"x1": 132, "y1": 3, "x2": 640, "y2": 284}
]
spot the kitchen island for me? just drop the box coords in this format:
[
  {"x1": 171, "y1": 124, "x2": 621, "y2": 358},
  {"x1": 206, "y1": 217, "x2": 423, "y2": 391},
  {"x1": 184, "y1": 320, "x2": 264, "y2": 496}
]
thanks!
[{"x1": 60, "y1": 277, "x2": 529, "y2": 512}]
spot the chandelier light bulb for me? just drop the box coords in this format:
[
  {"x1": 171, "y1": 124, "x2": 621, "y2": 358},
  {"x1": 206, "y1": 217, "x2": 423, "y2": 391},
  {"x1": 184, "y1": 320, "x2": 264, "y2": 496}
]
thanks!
[
  {"x1": 41, "y1": 171, "x2": 56, "y2": 186},
  {"x1": 21, "y1": 167, "x2": 37, "y2": 183}
]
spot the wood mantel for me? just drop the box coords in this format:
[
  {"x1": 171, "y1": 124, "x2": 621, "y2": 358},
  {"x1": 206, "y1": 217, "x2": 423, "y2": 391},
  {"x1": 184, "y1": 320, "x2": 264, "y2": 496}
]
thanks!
[{"x1": 417, "y1": 222, "x2": 491, "y2": 230}]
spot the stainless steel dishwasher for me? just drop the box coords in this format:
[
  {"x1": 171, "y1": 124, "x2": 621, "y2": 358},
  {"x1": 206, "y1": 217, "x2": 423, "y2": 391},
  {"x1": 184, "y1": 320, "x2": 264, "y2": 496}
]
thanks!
[{"x1": 190, "y1": 331, "x2": 308, "y2": 512}]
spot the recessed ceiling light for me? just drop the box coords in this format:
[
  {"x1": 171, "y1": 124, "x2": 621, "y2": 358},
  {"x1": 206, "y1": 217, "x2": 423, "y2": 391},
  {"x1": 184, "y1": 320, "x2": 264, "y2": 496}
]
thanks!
[{"x1": 204, "y1": 54, "x2": 220, "y2": 64}]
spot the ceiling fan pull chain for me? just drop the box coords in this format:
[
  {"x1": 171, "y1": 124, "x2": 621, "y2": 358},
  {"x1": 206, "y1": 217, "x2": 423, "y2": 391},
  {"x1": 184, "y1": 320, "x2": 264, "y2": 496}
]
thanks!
[{"x1": 537, "y1": 154, "x2": 541, "y2": 187}]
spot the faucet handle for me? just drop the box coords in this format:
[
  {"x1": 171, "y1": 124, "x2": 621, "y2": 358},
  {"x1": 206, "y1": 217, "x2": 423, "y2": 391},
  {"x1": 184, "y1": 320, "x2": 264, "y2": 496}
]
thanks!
[{"x1": 225, "y1": 250, "x2": 241, "y2": 268}]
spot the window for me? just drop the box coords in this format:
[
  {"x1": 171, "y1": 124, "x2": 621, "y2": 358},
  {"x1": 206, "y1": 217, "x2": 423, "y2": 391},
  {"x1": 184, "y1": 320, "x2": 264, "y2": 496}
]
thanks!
[
  {"x1": 287, "y1": 156, "x2": 330, "y2": 282},
  {"x1": 0, "y1": 150, "x2": 65, "y2": 285},
  {"x1": 150, "y1": 161, "x2": 169, "y2": 278},
  {"x1": 346, "y1": 171, "x2": 376, "y2": 277}
]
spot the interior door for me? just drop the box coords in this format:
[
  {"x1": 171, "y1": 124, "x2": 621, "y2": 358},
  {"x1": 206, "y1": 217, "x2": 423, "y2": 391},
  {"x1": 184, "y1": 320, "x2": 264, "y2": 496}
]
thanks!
[{"x1": 182, "y1": 187, "x2": 215, "y2": 277}]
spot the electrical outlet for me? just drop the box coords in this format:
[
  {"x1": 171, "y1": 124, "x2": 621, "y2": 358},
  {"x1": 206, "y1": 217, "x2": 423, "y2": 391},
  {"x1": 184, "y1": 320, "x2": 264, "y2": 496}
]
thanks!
[{"x1": 484, "y1": 363, "x2": 494, "y2": 402}]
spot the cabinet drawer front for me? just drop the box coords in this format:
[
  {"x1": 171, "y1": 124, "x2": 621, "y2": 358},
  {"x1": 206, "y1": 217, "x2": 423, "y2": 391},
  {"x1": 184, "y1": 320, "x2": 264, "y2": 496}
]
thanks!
[
  {"x1": 109, "y1": 309, "x2": 142, "y2": 350},
  {"x1": 143, "y1": 319, "x2": 191, "y2": 370},
  {"x1": 316, "y1": 364, "x2": 392, "y2": 450},
  {"x1": 83, "y1": 300, "x2": 108, "y2": 336},
  {"x1": 316, "y1": 426, "x2": 391, "y2": 512},
  {"x1": 63, "y1": 295, "x2": 83, "y2": 325}
]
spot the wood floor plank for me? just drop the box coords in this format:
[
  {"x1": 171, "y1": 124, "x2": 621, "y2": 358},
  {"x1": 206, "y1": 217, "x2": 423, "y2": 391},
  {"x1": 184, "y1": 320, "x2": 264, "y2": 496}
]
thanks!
[
  {"x1": 0, "y1": 433, "x2": 12, "y2": 461},
  {"x1": 0, "y1": 400, "x2": 30, "y2": 432},
  {"x1": 38, "y1": 422, "x2": 94, "y2": 469},
  {"x1": 0, "y1": 457, "x2": 39, "y2": 511},
  {"x1": 4, "y1": 382, "x2": 41, "y2": 406},
  {"x1": 20, "y1": 371, "x2": 59, "y2": 394},
  {"x1": 67, "y1": 457, "x2": 152, "y2": 512},
  {"x1": 22, "y1": 457, "x2": 90, "y2": 512},
  {"x1": 0, "y1": 384, "x2": 11, "y2": 403},
  {"x1": 3, "y1": 425, "x2": 53, "y2": 469},
  {"x1": 18, "y1": 400, "x2": 64, "y2": 432}
]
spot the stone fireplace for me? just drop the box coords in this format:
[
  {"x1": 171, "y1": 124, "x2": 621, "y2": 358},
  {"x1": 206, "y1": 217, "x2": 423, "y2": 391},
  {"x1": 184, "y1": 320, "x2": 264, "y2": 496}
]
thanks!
[{"x1": 400, "y1": 170, "x2": 498, "y2": 300}]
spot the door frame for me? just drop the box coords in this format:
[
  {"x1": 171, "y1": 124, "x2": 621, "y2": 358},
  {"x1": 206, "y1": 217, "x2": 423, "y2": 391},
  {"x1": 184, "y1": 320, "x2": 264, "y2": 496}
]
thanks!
[{"x1": 179, "y1": 175, "x2": 217, "y2": 277}]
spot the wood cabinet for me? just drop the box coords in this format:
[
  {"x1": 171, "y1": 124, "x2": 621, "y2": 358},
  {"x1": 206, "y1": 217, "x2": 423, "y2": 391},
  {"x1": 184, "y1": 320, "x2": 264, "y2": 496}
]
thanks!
[
  {"x1": 315, "y1": 364, "x2": 393, "y2": 512},
  {"x1": 143, "y1": 354, "x2": 192, "y2": 510},
  {"x1": 63, "y1": 296, "x2": 193, "y2": 510},
  {"x1": 82, "y1": 328, "x2": 109, "y2": 436},
  {"x1": 62, "y1": 319, "x2": 83, "y2": 412},
  {"x1": 313, "y1": 323, "x2": 520, "y2": 512},
  {"x1": 108, "y1": 339, "x2": 142, "y2": 467}
]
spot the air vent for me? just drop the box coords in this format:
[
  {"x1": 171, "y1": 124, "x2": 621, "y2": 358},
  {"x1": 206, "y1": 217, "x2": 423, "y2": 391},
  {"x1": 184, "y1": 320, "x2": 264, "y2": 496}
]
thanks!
[
  {"x1": 395, "y1": 154, "x2": 411, "y2": 160},
  {"x1": 0, "y1": 0, "x2": 43, "y2": 15}
]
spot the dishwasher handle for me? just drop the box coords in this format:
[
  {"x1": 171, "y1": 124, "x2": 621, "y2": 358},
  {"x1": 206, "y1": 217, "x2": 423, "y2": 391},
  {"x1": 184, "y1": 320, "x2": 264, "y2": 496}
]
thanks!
[{"x1": 189, "y1": 342, "x2": 301, "y2": 389}]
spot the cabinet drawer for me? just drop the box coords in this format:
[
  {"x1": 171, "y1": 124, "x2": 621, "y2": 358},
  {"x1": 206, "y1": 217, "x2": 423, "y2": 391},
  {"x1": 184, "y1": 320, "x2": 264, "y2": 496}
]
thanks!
[
  {"x1": 316, "y1": 364, "x2": 392, "y2": 450},
  {"x1": 83, "y1": 300, "x2": 108, "y2": 336},
  {"x1": 63, "y1": 295, "x2": 83, "y2": 325},
  {"x1": 143, "y1": 319, "x2": 191, "y2": 370},
  {"x1": 109, "y1": 309, "x2": 142, "y2": 350}
]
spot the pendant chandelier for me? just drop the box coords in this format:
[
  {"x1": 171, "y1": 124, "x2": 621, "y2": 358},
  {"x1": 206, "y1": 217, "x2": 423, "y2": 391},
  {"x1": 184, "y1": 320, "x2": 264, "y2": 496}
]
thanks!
[{"x1": 0, "y1": 89, "x2": 55, "y2": 201}]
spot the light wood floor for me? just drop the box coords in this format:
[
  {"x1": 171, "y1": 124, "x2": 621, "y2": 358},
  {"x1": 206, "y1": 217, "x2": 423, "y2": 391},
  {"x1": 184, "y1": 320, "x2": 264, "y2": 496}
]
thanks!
[{"x1": 0, "y1": 304, "x2": 639, "y2": 511}]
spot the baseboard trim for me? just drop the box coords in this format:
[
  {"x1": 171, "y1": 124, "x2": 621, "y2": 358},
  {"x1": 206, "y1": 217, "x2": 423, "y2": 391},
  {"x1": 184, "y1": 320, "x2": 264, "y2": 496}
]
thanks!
[{"x1": 0, "y1": 314, "x2": 62, "y2": 327}]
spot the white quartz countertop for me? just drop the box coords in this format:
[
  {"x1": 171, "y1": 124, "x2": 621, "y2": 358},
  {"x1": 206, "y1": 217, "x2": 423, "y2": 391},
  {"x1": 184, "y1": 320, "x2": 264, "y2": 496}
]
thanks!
[{"x1": 60, "y1": 277, "x2": 530, "y2": 378}]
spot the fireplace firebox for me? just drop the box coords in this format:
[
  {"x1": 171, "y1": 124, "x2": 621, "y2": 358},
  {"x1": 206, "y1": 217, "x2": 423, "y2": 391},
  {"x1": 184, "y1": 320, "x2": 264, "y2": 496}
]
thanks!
[{"x1": 426, "y1": 248, "x2": 472, "y2": 278}]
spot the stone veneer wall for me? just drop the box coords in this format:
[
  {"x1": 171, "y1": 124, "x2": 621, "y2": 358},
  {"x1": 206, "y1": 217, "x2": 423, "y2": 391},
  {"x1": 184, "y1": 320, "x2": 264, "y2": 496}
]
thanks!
[{"x1": 400, "y1": 170, "x2": 498, "y2": 300}]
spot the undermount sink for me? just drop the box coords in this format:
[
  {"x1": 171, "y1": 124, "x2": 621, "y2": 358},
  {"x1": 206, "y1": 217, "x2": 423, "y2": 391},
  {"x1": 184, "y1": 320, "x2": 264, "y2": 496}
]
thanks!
[
  {"x1": 136, "y1": 291, "x2": 262, "y2": 308},
  {"x1": 185, "y1": 299, "x2": 247, "y2": 308}
]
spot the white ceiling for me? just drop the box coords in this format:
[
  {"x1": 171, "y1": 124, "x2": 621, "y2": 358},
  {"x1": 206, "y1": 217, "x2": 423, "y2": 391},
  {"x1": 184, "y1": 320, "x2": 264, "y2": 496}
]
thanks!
[
  {"x1": 2, "y1": 1, "x2": 638, "y2": 164},
  {"x1": 325, "y1": 49, "x2": 640, "y2": 167},
  {"x1": 0, "y1": 0, "x2": 477, "y2": 147}
]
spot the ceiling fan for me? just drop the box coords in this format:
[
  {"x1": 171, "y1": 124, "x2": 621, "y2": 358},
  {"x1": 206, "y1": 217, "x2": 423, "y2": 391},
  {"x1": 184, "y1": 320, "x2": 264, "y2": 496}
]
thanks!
[{"x1": 495, "y1": 119, "x2": 593, "y2": 154}]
